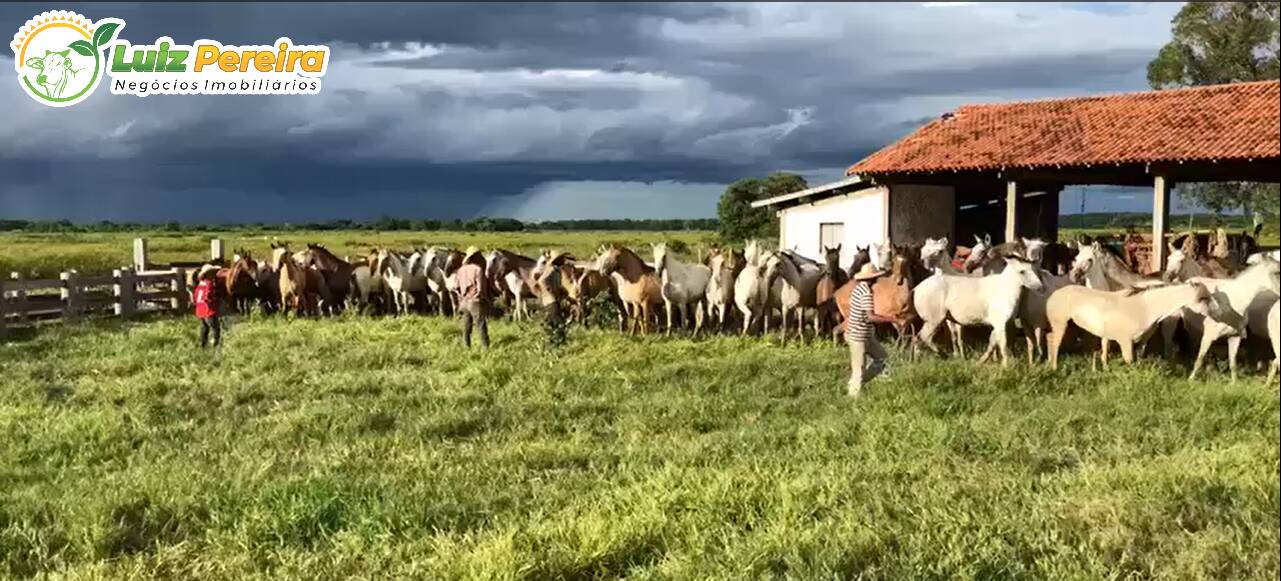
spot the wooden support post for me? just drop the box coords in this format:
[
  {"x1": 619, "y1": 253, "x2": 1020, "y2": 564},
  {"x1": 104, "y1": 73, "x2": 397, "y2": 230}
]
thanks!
[
  {"x1": 210, "y1": 239, "x2": 225, "y2": 262},
  {"x1": 1004, "y1": 180, "x2": 1019, "y2": 243},
  {"x1": 170, "y1": 268, "x2": 188, "y2": 312},
  {"x1": 133, "y1": 238, "x2": 149, "y2": 271},
  {"x1": 1151, "y1": 175, "x2": 1172, "y2": 274},
  {"x1": 61, "y1": 271, "x2": 80, "y2": 321},
  {"x1": 9, "y1": 272, "x2": 27, "y2": 326},
  {"x1": 113, "y1": 268, "x2": 137, "y2": 318}
]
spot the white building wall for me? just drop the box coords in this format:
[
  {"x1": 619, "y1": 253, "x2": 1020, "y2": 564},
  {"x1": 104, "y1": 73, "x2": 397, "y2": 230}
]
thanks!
[{"x1": 778, "y1": 186, "x2": 888, "y2": 269}]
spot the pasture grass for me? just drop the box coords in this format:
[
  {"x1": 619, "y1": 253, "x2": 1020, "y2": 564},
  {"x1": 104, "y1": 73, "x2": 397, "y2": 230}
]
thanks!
[{"x1": 2, "y1": 314, "x2": 1277, "y2": 579}]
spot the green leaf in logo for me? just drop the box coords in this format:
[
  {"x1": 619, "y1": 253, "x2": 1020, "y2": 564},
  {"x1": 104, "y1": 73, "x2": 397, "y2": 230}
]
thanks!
[
  {"x1": 93, "y1": 22, "x2": 120, "y2": 47},
  {"x1": 69, "y1": 40, "x2": 95, "y2": 57}
]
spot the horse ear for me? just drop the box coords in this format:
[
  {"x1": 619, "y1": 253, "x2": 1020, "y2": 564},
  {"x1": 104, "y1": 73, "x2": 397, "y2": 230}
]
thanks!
[{"x1": 984, "y1": 234, "x2": 992, "y2": 246}]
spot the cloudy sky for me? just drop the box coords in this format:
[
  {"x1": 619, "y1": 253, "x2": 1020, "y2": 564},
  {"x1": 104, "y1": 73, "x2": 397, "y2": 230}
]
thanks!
[{"x1": 2, "y1": 2, "x2": 1190, "y2": 223}]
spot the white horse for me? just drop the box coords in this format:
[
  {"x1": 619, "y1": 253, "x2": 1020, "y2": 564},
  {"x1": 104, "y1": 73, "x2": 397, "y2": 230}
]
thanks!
[
  {"x1": 1171, "y1": 258, "x2": 1280, "y2": 381},
  {"x1": 765, "y1": 251, "x2": 825, "y2": 341},
  {"x1": 705, "y1": 249, "x2": 738, "y2": 332},
  {"x1": 920, "y1": 237, "x2": 964, "y2": 275},
  {"x1": 1018, "y1": 267, "x2": 1074, "y2": 365},
  {"x1": 653, "y1": 242, "x2": 712, "y2": 335},
  {"x1": 963, "y1": 234, "x2": 993, "y2": 274},
  {"x1": 734, "y1": 240, "x2": 773, "y2": 335},
  {"x1": 375, "y1": 249, "x2": 425, "y2": 316},
  {"x1": 913, "y1": 256, "x2": 1044, "y2": 366}
]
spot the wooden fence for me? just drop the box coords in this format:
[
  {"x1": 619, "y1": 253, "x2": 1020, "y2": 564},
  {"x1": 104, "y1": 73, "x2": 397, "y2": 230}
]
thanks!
[{"x1": 1, "y1": 267, "x2": 191, "y2": 335}]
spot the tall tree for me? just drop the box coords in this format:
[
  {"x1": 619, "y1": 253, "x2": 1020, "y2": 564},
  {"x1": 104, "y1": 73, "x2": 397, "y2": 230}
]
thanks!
[
  {"x1": 716, "y1": 172, "x2": 808, "y2": 242},
  {"x1": 1147, "y1": 1, "x2": 1280, "y2": 225}
]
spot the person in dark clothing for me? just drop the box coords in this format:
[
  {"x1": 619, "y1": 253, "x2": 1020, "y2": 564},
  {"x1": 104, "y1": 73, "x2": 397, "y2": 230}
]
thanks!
[
  {"x1": 536, "y1": 249, "x2": 573, "y2": 348},
  {"x1": 455, "y1": 246, "x2": 490, "y2": 348},
  {"x1": 193, "y1": 265, "x2": 222, "y2": 348}
]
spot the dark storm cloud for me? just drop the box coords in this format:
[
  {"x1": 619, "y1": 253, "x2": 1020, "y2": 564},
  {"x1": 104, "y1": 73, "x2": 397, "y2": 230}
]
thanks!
[{"x1": 1, "y1": 2, "x2": 1182, "y2": 222}]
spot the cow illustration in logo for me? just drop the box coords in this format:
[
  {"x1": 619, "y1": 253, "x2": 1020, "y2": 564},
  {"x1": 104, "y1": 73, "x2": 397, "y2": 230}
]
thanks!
[{"x1": 10, "y1": 10, "x2": 123, "y2": 107}]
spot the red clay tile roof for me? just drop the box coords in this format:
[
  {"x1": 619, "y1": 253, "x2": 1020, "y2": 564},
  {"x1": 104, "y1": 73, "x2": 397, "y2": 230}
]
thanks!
[{"x1": 846, "y1": 80, "x2": 1280, "y2": 176}]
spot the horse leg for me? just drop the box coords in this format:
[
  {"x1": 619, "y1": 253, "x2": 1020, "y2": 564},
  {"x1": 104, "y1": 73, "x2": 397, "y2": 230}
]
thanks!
[
  {"x1": 977, "y1": 329, "x2": 997, "y2": 365},
  {"x1": 1226, "y1": 335, "x2": 1242, "y2": 383},
  {"x1": 1120, "y1": 340, "x2": 1135, "y2": 365},
  {"x1": 1188, "y1": 332, "x2": 1216, "y2": 381},
  {"x1": 998, "y1": 328, "x2": 1011, "y2": 368},
  {"x1": 664, "y1": 300, "x2": 674, "y2": 337},
  {"x1": 1048, "y1": 329, "x2": 1061, "y2": 371},
  {"x1": 1100, "y1": 339, "x2": 1111, "y2": 370}
]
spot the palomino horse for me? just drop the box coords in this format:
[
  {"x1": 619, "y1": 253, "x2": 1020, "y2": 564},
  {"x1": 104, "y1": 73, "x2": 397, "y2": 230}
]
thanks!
[
  {"x1": 766, "y1": 250, "x2": 824, "y2": 341},
  {"x1": 563, "y1": 257, "x2": 621, "y2": 329},
  {"x1": 913, "y1": 256, "x2": 1044, "y2": 366},
  {"x1": 653, "y1": 242, "x2": 711, "y2": 335},
  {"x1": 1169, "y1": 258, "x2": 1280, "y2": 381},
  {"x1": 487, "y1": 249, "x2": 538, "y2": 321},
  {"x1": 226, "y1": 249, "x2": 261, "y2": 314},
  {"x1": 271, "y1": 242, "x2": 320, "y2": 317},
  {"x1": 596, "y1": 244, "x2": 662, "y2": 335},
  {"x1": 705, "y1": 247, "x2": 740, "y2": 333},
  {"x1": 1048, "y1": 282, "x2": 1213, "y2": 371},
  {"x1": 349, "y1": 250, "x2": 386, "y2": 314},
  {"x1": 300, "y1": 243, "x2": 354, "y2": 315}
]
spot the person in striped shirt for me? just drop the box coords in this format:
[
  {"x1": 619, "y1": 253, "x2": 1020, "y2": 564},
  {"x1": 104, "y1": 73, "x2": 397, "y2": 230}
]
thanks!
[{"x1": 846, "y1": 262, "x2": 893, "y2": 397}]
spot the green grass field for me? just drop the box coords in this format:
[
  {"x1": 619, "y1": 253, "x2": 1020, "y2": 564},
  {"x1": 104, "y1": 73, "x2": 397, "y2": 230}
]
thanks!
[
  {"x1": 2, "y1": 312, "x2": 1278, "y2": 579},
  {"x1": 0, "y1": 231, "x2": 716, "y2": 279}
]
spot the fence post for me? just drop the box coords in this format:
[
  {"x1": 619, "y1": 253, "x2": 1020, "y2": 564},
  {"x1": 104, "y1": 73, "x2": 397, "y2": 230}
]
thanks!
[
  {"x1": 0, "y1": 276, "x2": 8, "y2": 339},
  {"x1": 170, "y1": 268, "x2": 189, "y2": 312},
  {"x1": 9, "y1": 272, "x2": 28, "y2": 326},
  {"x1": 113, "y1": 268, "x2": 138, "y2": 318},
  {"x1": 210, "y1": 238, "x2": 225, "y2": 263},
  {"x1": 61, "y1": 271, "x2": 81, "y2": 321},
  {"x1": 133, "y1": 238, "x2": 149, "y2": 271}
]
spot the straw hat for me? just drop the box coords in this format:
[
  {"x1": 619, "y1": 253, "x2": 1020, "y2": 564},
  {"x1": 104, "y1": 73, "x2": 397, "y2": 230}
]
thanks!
[
  {"x1": 462, "y1": 246, "x2": 484, "y2": 265},
  {"x1": 853, "y1": 262, "x2": 885, "y2": 281}
]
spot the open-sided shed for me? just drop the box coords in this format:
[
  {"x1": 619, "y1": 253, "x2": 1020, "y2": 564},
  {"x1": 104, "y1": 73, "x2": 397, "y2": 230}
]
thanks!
[{"x1": 758, "y1": 80, "x2": 1279, "y2": 271}]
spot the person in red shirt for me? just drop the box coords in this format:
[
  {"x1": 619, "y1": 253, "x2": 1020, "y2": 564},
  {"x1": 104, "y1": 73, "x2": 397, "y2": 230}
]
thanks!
[{"x1": 192, "y1": 265, "x2": 223, "y2": 348}]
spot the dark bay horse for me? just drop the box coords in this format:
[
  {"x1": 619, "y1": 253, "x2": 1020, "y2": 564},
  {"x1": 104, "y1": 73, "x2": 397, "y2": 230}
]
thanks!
[
  {"x1": 300, "y1": 243, "x2": 354, "y2": 315},
  {"x1": 815, "y1": 245, "x2": 847, "y2": 340},
  {"x1": 226, "y1": 249, "x2": 261, "y2": 313}
]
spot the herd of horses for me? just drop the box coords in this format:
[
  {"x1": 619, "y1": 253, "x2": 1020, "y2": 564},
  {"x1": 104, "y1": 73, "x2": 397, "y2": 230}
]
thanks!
[{"x1": 196, "y1": 227, "x2": 1281, "y2": 383}]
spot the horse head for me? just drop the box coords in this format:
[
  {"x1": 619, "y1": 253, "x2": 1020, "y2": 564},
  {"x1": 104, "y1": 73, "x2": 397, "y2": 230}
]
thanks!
[
  {"x1": 652, "y1": 242, "x2": 670, "y2": 276},
  {"x1": 1004, "y1": 256, "x2": 1044, "y2": 291},
  {"x1": 1069, "y1": 242, "x2": 1102, "y2": 284},
  {"x1": 1020, "y1": 238, "x2": 1047, "y2": 264}
]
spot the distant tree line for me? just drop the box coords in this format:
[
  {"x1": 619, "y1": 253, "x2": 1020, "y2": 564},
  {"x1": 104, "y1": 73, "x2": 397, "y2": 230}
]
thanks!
[{"x1": 0, "y1": 217, "x2": 718, "y2": 233}]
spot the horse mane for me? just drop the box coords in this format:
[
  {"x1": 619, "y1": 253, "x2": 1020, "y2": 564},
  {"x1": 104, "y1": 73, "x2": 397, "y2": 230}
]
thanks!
[{"x1": 612, "y1": 245, "x2": 655, "y2": 274}]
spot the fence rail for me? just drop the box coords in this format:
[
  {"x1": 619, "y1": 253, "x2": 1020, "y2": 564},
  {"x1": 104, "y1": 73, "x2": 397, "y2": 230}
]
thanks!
[{"x1": 2, "y1": 267, "x2": 189, "y2": 335}]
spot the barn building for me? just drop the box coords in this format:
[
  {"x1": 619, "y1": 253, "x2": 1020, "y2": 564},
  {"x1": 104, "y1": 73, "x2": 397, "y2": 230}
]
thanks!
[{"x1": 755, "y1": 80, "x2": 1280, "y2": 271}]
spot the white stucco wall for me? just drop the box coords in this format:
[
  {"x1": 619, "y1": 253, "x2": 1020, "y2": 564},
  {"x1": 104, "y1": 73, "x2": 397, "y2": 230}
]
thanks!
[{"x1": 777, "y1": 186, "x2": 888, "y2": 269}]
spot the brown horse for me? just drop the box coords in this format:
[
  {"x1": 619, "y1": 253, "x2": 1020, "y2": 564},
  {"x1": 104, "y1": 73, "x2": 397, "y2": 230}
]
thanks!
[
  {"x1": 595, "y1": 244, "x2": 662, "y2": 335},
  {"x1": 226, "y1": 249, "x2": 261, "y2": 313},
  {"x1": 873, "y1": 248, "x2": 920, "y2": 346},
  {"x1": 834, "y1": 246, "x2": 920, "y2": 345},
  {"x1": 814, "y1": 245, "x2": 847, "y2": 341},
  {"x1": 299, "y1": 243, "x2": 355, "y2": 315}
]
